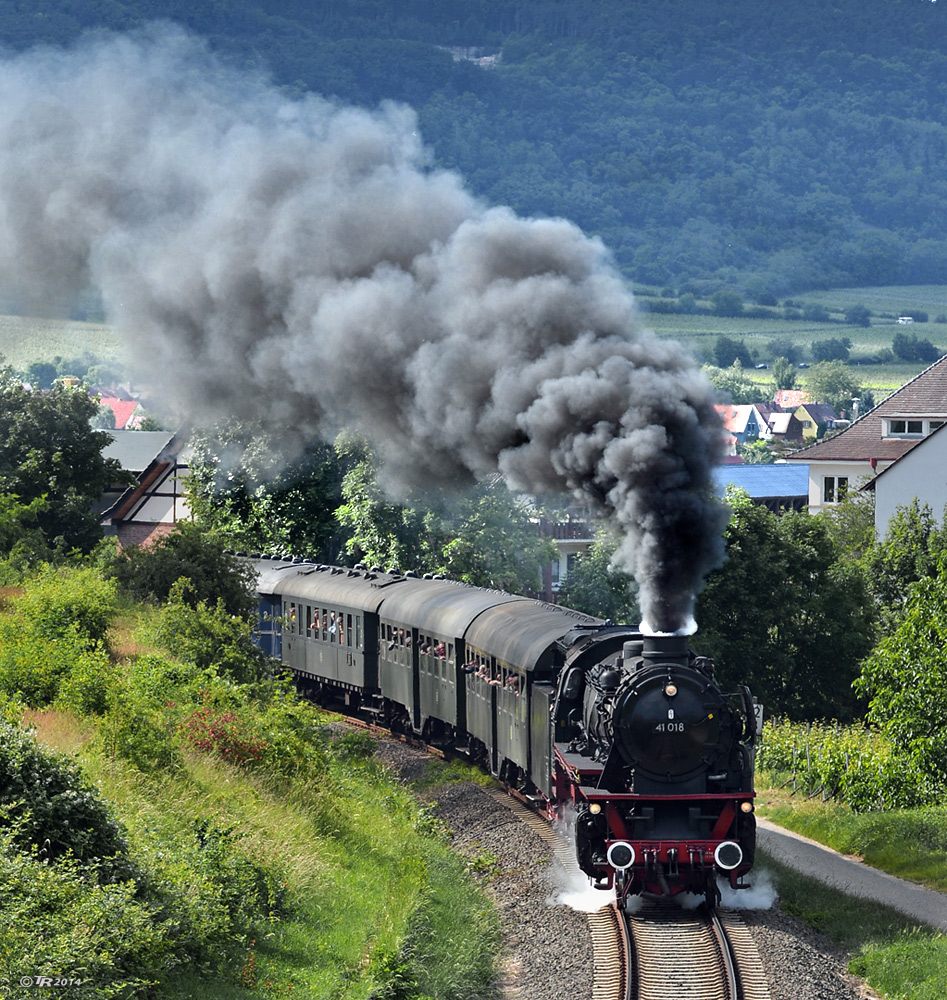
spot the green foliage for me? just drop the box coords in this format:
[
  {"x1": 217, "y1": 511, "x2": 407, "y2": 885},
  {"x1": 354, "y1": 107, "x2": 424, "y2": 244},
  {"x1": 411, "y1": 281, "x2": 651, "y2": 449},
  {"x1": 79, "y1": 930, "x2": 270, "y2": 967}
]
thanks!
[
  {"x1": 0, "y1": 719, "x2": 131, "y2": 873},
  {"x1": 434, "y1": 480, "x2": 557, "y2": 594},
  {"x1": 711, "y1": 290, "x2": 745, "y2": 318},
  {"x1": 106, "y1": 521, "x2": 257, "y2": 617},
  {"x1": 811, "y1": 336, "x2": 852, "y2": 362},
  {"x1": 0, "y1": 836, "x2": 162, "y2": 999},
  {"x1": 0, "y1": 368, "x2": 125, "y2": 551},
  {"x1": 11, "y1": 564, "x2": 117, "y2": 646},
  {"x1": 769, "y1": 356, "x2": 797, "y2": 391},
  {"x1": 844, "y1": 303, "x2": 873, "y2": 327},
  {"x1": 736, "y1": 438, "x2": 776, "y2": 464},
  {"x1": 803, "y1": 360, "x2": 862, "y2": 412},
  {"x1": 187, "y1": 421, "x2": 350, "y2": 559},
  {"x1": 893, "y1": 330, "x2": 941, "y2": 363},
  {"x1": 863, "y1": 500, "x2": 947, "y2": 625},
  {"x1": 703, "y1": 361, "x2": 761, "y2": 404},
  {"x1": 693, "y1": 491, "x2": 875, "y2": 720},
  {"x1": 0, "y1": 567, "x2": 118, "y2": 706},
  {"x1": 149, "y1": 579, "x2": 273, "y2": 684},
  {"x1": 856, "y1": 570, "x2": 947, "y2": 796},
  {"x1": 97, "y1": 683, "x2": 185, "y2": 773},
  {"x1": 556, "y1": 530, "x2": 638, "y2": 622},
  {"x1": 55, "y1": 645, "x2": 116, "y2": 716},
  {"x1": 757, "y1": 719, "x2": 932, "y2": 811},
  {"x1": 337, "y1": 439, "x2": 555, "y2": 594},
  {"x1": 820, "y1": 487, "x2": 877, "y2": 562},
  {"x1": 713, "y1": 334, "x2": 752, "y2": 368}
]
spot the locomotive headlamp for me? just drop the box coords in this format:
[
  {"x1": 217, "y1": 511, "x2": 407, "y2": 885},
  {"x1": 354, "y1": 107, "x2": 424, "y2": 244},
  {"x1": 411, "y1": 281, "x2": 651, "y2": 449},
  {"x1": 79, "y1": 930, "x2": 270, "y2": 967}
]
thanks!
[
  {"x1": 589, "y1": 803, "x2": 602, "y2": 815},
  {"x1": 740, "y1": 801, "x2": 754, "y2": 814},
  {"x1": 664, "y1": 683, "x2": 678, "y2": 697},
  {"x1": 606, "y1": 841, "x2": 636, "y2": 870},
  {"x1": 714, "y1": 841, "x2": 744, "y2": 870}
]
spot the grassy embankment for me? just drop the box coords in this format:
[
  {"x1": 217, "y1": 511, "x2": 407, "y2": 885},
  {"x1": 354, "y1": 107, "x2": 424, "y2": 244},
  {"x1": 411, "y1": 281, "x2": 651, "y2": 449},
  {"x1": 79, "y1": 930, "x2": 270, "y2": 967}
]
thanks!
[
  {"x1": 0, "y1": 567, "x2": 500, "y2": 1000},
  {"x1": 754, "y1": 719, "x2": 947, "y2": 1000}
]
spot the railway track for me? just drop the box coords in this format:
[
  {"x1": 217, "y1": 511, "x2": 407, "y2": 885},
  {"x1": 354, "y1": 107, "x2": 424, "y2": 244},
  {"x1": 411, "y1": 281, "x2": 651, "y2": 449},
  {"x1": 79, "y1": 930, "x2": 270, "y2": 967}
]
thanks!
[{"x1": 628, "y1": 900, "x2": 771, "y2": 1000}]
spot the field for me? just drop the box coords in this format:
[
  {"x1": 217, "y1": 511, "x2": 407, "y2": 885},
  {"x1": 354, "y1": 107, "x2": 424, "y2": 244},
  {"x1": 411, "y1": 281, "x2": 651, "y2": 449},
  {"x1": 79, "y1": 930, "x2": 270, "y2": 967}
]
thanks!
[
  {"x1": 635, "y1": 285, "x2": 947, "y2": 395},
  {"x1": 0, "y1": 314, "x2": 121, "y2": 370}
]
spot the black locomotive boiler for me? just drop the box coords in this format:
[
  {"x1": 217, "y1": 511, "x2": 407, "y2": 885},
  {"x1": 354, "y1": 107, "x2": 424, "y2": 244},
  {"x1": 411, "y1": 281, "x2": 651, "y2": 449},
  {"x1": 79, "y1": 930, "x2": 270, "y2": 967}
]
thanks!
[{"x1": 253, "y1": 556, "x2": 757, "y2": 905}]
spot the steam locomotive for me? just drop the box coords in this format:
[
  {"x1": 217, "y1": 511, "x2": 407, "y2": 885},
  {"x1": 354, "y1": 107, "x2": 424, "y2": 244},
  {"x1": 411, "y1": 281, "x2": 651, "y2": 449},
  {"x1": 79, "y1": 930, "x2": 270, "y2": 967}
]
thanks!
[{"x1": 253, "y1": 556, "x2": 757, "y2": 905}]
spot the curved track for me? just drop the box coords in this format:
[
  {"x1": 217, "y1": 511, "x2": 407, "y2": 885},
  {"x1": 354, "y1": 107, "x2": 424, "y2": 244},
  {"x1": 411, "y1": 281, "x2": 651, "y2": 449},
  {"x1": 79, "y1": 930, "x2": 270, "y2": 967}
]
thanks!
[{"x1": 627, "y1": 901, "x2": 771, "y2": 1000}]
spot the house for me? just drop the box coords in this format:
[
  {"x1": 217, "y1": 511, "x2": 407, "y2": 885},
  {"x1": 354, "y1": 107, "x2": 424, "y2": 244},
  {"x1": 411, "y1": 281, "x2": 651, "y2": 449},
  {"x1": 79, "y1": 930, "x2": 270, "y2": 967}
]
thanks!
[
  {"x1": 712, "y1": 463, "x2": 809, "y2": 513},
  {"x1": 786, "y1": 355, "x2": 947, "y2": 514},
  {"x1": 97, "y1": 396, "x2": 145, "y2": 429},
  {"x1": 714, "y1": 404, "x2": 772, "y2": 444},
  {"x1": 792, "y1": 402, "x2": 841, "y2": 442},
  {"x1": 536, "y1": 508, "x2": 594, "y2": 603},
  {"x1": 869, "y1": 425, "x2": 947, "y2": 537},
  {"x1": 766, "y1": 411, "x2": 803, "y2": 443},
  {"x1": 99, "y1": 430, "x2": 191, "y2": 548},
  {"x1": 773, "y1": 389, "x2": 810, "y2": 410}
]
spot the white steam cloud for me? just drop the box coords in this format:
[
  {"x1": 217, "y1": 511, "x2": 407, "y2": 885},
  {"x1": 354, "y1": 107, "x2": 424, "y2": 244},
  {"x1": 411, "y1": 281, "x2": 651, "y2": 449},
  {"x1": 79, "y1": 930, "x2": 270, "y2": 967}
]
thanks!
[{"x1": 0, "y1": 25, "x2": 726, "y2": 630}]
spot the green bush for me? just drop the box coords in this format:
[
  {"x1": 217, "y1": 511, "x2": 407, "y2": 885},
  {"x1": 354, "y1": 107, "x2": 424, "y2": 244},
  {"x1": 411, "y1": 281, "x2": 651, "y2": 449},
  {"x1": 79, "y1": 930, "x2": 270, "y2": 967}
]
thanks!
[
  {"x1": 149, "y1": 580, "x2": 272, "y2": 684},
  {"x1": 56, "y1": 646, "x2": 118, "y2": 716},
  {"x1": 106, "y1": 522, "x2": 256, "y2": 617},
  {"x1": 757, "y1": 719, "x2": 934, "y2": 810},
  {"x1": 0, "y1": 834, "x2": 165, "y2": 1000},
  {"x1": 0, "y1": 719, "x2": 131, "y2": 876},
  {"x1": 9, "y1": 565, "x2": 117, "y2": 647},
  {"x1": 0, "y1": 567, "x2": 119, "y2": 706},
  {"x1": 97, "y1": 687, "x2": 184, "y2": 774}
]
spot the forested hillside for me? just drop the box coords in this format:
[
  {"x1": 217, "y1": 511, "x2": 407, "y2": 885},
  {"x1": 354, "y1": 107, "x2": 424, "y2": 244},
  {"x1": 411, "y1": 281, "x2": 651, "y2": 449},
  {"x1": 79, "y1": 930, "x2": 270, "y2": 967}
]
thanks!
[{"x1": 1, "y1": 0, "x2": 946, "y2": 294}]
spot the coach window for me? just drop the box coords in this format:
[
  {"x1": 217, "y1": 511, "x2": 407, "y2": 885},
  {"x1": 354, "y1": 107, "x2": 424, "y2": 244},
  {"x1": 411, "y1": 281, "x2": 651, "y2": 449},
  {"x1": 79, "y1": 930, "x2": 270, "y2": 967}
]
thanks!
[
  {"x1": 346, "y1": 614, "x2": 353, "y2": 646},
  {"x1": 356, "y1": 616, "x2": 362, "y2": 651}
]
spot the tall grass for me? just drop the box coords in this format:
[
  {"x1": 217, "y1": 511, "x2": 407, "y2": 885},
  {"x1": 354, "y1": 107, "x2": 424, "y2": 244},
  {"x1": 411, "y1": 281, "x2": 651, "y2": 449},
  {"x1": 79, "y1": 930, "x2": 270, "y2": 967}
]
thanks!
[{"x1": 2, "y1": 568, "x2": 501, "y2": 1000}]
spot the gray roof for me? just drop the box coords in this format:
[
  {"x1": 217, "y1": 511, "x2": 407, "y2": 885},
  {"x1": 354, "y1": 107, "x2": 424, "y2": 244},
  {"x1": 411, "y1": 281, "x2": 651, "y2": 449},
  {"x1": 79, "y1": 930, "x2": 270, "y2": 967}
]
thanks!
[
  {"x1": 102, "y1": 430, "x2": 175, "y2": 474},
  {"x1": 713, "y1": 463, "x2": 809, "y2": 498}
]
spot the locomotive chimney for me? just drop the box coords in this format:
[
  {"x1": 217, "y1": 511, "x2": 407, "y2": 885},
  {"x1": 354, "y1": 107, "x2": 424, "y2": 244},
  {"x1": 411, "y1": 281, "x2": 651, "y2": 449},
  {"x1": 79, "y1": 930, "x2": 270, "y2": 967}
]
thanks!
[{"x1": 641, "y1": 633, "x2": 689, "y2": 668}]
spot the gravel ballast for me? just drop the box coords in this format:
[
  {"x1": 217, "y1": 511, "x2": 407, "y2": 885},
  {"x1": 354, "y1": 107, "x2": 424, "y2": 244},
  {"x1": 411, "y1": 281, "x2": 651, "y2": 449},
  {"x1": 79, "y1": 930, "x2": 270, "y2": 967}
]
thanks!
[{"x1": 374, "y1": 737, "x2": 879, "y2": 1000}]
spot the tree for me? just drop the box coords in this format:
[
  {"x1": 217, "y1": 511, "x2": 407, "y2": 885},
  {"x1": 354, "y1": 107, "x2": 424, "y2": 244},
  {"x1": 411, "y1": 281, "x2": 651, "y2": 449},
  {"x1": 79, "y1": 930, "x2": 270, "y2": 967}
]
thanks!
[
  {"x1": 892, "y1": 332, "x2": 940, "y2": 363},
  {"x1": 336, "y1": 443, "x2": 556, "y2": 594},
  {"x1": 713, "y1": 335, "x2": 752, "y2": 368},
  {"x1": 844, "y1": 304, "x2": 872, "y2": 328},
  {"x1": 0, "y1": 369, "x2": 124, "y2": 552},
  {"x1": 693, "y1": 491, "x2": 874, "y2": 720},
  {"x1": 435, "y1": 479, "x2": 557, "y2": 595},
  {"x1": 335, "y1": 437, "x2": 430, "y2": 573},
  {"x1": 811, "y1": 337, "x2": 852, "y2": 362},
  {"x1": 862, "y1": 500, "x2": 947, "y2": 627},
  {"x1": 820, "y1": 487, "x2": 876, "y2": 562},
  {"x1": 710, "y1": 290, "x2": 745, "y2": 318},
  {"x1": 770, "y1": 356, "x2": 797, "y2": 391},
  {"x1": 803, "y1": 361, "x2": 860, "y2": 413},
  {"x1": 855, "y1": 572, "x2": 947, "y2": 794},
  {"x1": 736, "y1": 439, "x2": 775, "y2": 464},
  {"x1": 556, "y1": 530, "x2": 638, "y2": 622},
  {"x1": 766, "y1": 338, "x2": 802, "y2": 365},
  {"x1": 106, "y1": 522, "x2": 257, "y2": 617},
  {"x1": 703, "y1": 362, "x2": 760, "y2": 404},
  {"x1": 187, "y1": 421, "x2": 349, "y2": 560}
]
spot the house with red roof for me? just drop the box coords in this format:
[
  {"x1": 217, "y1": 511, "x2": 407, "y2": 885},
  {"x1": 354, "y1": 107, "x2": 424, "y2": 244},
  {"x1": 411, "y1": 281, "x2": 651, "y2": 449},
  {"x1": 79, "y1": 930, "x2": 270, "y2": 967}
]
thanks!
[
  {"x1": 773, "y1": 389, "x2": 810, "y2": 410},
  {"x1": 98, "y1": 396, "x2": 145, "y2": 429},
  {"x1": 786, "y1": 356, "x2": 947, "y2": 516}
]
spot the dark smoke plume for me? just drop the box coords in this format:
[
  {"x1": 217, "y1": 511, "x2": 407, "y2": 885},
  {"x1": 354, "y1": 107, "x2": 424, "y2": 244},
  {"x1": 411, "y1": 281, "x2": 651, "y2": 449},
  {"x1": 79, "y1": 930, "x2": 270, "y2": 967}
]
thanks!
[{"x1": 0, "y1": 26, "x2": 726, "y2": 631}]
